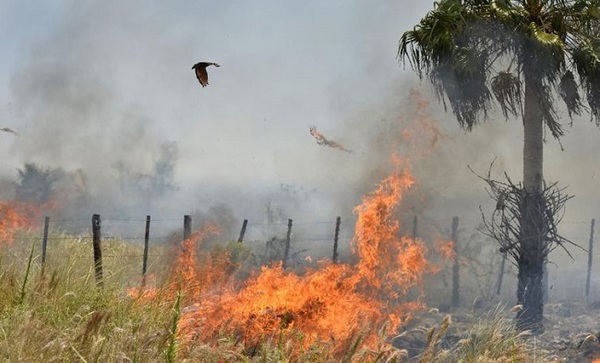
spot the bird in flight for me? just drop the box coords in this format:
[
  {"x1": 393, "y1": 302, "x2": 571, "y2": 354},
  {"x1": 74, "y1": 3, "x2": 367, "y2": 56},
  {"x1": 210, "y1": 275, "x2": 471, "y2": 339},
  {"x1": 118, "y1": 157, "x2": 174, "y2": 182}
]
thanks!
[
  {"x1": 0, "y1": 127, "x2": 18, "y2": 136},
  {"x1": 192, "y1": 62, "x2": 220, "y2": 87},
  {"x1": 309, "y1": 126, "x2": 351, "y2": 153}
]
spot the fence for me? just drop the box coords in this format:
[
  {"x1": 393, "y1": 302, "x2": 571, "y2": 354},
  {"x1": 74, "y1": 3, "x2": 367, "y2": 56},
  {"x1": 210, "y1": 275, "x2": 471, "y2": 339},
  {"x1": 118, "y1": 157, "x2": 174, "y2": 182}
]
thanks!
[
  {"x1": 5, "y1": 213, "x2": 600, "y2": 306},
  {"x1": 32, "y1": 214, "x2": 358, "y2": 287}
]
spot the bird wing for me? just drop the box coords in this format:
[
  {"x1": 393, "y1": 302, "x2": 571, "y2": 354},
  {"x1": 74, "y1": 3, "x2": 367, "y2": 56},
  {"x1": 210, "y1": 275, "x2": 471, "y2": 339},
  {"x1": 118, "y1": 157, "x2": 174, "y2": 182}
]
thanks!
[
  {"x1": 0, "y1": 127, "x2": 18, "y2": 136},
  {"x1": 309, "y1": 126, "x2": 351, "y2": 153},
  {"x1": 309, "y1": 126, "x2": 326, "y2": 145},
  {"x1": 195, "y1": 66, "x2": 209, "y2": 87}
]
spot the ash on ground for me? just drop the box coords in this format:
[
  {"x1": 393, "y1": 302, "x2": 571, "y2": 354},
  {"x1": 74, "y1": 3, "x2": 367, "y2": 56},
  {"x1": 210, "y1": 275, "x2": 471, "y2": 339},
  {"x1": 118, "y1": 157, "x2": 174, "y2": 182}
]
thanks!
[{"x1": 393, "y1": 301, "x2": 600, "y2": 362}]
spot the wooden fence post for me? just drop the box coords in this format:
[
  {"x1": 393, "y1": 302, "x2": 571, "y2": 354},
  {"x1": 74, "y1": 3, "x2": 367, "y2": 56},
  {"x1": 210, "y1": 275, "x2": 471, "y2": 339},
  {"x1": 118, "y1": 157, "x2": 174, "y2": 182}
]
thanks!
[
  {"x1": 238, "y1": 219, "x2": 248, "y2": 243},
  {"x1": 41, "y1": 216, "x2": 49, "y2": 264},
  {"x1": 333, "y1": 216, "x2": 341, "y2": 263},
  {"x1": 496, "y1": 253, "x2": 507, "y2": 295},
  {"x1": 412, "y1": 215, "x2": 418, "y2": 239},
  {"x1": 92, "y1": 214, "x2": 103, "y2": 287},
  {"x1": 496, "y1": 224, "x2": 508, "y2": 295},
  {"x1": 40, "y1": 216, "x2": 49, "y2": 276},
  {"x1": 282, "y1": 219, "x2": 293, "y2": 269},
  {"x1": 586, "y1": 218, "x2": 596, "y2": 300},
  {"x1": 142, "y1": 215, "x2": 151, "y2": 284},
  {"x1": 451, "y1": 216, "x2": 460, "y2": 307},
  {"x1": 183, "y1": 215, "x2": 191, "y2": 241}
]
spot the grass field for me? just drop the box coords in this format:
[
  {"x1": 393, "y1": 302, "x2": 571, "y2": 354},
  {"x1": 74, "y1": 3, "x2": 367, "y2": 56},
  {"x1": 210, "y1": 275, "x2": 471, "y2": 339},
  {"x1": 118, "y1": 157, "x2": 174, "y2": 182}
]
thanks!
[{"x1": 0, "y1": 226, "x2": 558, "y2": 363}]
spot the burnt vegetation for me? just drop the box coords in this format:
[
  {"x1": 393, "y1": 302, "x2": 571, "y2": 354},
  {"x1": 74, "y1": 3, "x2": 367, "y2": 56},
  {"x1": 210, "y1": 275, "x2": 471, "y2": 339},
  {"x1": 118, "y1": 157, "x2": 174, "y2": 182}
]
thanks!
[{"x1": 472, "y1": 162, "x2": 584, "y2": 333}]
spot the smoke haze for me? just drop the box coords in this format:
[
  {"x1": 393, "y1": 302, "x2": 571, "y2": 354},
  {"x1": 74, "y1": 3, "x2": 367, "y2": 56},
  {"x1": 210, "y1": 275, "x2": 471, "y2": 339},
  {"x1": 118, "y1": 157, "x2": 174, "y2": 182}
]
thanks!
[{"x1": 1, "y1": 1, "x2": 600, "y2": 297}]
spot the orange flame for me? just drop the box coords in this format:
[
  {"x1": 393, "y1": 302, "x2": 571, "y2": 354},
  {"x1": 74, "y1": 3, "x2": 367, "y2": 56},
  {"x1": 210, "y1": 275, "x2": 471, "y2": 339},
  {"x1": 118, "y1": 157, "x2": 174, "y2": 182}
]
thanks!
[
  {"x1": 0, "y1": 201, "x2": 43, "y2": 245},
  {"x1": 136, "y1": 158, "x2": 430, "y2": 358},
  {"x1": 401, "y1": 89, "x2": 446, "y2": 154},
  {"x1": 167, "y1": 223, "x2": 223, "y2": 297},
  {"x1": 351, "y1": 157, "x2": 427, "y2": 298},
  {"x1": 435, "y1": 238, "x2": 457, "y2": 261},
  {"x1": 131, "y1": 223, "x2": 223, "y2": 301}
]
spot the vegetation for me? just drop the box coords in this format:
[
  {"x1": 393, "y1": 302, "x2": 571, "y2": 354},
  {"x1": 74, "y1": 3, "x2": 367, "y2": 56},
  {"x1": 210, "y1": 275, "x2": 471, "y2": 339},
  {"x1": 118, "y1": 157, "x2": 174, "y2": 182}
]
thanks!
[
  {"x1": 399, "y1": 0, "x2": 600, "y2": 333},
  {"x1": 0, "y1": 230, "x2": 557, "y2": 362},
  {"x1": 14, "y1": 163, "x2": 62, "y2": 204},
  {"x1": 419, "y1": 306, "x2": 539, "y2": 363}
]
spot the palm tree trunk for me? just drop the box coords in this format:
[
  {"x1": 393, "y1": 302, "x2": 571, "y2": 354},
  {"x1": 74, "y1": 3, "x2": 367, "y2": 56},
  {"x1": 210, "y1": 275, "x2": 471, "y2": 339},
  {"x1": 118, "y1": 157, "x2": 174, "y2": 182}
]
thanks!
[
  {"x1": 522, "y1": 81, "x2": 544, "y2": 193},
  {"x1": 516, "y1": 78, "x2": 545, "y2": 334}
]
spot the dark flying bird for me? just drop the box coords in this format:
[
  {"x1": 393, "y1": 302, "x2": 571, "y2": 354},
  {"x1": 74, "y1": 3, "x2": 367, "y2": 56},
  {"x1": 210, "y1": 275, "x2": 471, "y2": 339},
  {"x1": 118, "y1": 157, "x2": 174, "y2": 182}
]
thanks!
[
  {"x1": 192, "y1": 62, "x2": 220, "y2": 87},
  {"x1": 0, "y1": 127, "x2": 18, "y2": 136}
]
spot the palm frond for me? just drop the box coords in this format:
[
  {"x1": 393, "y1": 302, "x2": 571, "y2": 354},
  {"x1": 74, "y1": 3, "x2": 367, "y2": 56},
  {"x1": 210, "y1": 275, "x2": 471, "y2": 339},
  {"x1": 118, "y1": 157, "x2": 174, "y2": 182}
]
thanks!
[
  {"x1": 529, "y1": 22, "x2": 563, "y2": 49},
  {"x1": 522, "y1": 23, "x2": 566, "y2": 85},
  {"x1": 399, "y1": 0, "x2": 600, "y2": 132},
  {"x1": 559, "y1": 71, "x2": 582, "y2": 118},
  {"x1": 398, "y1": 0, "x2": 469, "y2": 75},
  {"x1": 491, "y1": 71, "x2": 523, "y2": 119},
  {"x1": 572, "y1": 38, "x2": 600, "y2": 123},
  {"x1": 489, "y1": 0, "x2": 522, "y2": 21},
  {"x1": 537, "y1": 84, "x2": 564, "y2": 138},
  {"x1": 434, "y1": 71, "x2": 493, "y2": 129}
]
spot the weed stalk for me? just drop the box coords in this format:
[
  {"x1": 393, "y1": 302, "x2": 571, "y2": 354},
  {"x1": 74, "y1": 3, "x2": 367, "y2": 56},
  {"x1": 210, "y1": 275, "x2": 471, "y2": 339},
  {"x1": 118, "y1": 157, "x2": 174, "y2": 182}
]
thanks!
[
  {"x1": 18, "y1": 243, "x2": 35, "y2": 305},
  {"x1": 166, "y1": 288, "x2": 182, "y2": 363}
]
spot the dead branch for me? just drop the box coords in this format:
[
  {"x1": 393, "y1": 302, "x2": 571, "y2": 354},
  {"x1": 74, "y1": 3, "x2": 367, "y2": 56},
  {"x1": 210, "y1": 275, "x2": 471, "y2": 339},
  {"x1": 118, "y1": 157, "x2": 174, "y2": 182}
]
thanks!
[{"x1": 468, "y1": 162, "x2": 583, "y2": 267}]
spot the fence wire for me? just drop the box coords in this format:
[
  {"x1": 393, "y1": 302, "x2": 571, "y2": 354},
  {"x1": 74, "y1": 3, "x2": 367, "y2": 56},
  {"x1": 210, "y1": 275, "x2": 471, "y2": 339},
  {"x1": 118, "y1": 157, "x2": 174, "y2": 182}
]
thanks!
[{"x1": 3, "y1": 213, "x2": 600, "y2": 300}]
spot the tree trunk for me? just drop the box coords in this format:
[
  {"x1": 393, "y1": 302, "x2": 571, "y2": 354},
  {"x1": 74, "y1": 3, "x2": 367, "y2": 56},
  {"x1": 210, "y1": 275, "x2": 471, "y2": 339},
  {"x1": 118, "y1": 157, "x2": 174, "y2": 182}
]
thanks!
[
  {"x1": 522, "y1": 80, "x2": 543, "y2": 193},
  {"x1": 516, "y1": 78, "x2": 545, "y2": 334},
  {"x1": 516, "y1": 193, "x2": 545, "y2": 334}
]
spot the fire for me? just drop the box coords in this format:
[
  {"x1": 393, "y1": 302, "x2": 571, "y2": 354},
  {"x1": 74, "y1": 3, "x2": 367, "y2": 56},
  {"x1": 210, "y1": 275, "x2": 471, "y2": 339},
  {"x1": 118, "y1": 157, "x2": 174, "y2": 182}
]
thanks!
[
  {"x1": 0, "y1": 201, "x2": 42, "y2": 244},
  {"x1": 132, "y1": 156, "x2": 431, "y2": 358},
  {"x1": 131, "y1": 223, "x2": 223, "y2": 301},
  {"x1": 351, "y1": 158, "x2": 427, "y2": 298},
  {"x1": 401, "y1": 89, "x2": 446, "y2": 153},
  {"x1": 137, "y1": 156, "x2": 429, "y2": 359},
  {"x1": 167, "y1": 223, "x2": 223, "y2": 297},
  {"x1": 435, "y1": 238, "x2": 457, "y2": 261},
  {"x1": 181, "y1": 263, "x2": 388, "y2": 351}
]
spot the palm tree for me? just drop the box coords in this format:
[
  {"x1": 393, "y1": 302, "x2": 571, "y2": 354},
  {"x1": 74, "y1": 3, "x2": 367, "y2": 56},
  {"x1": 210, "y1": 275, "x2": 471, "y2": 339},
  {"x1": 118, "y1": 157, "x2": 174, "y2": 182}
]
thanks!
[{"x1": 399, "y1": 0, "x2": 599, "y2": 333}]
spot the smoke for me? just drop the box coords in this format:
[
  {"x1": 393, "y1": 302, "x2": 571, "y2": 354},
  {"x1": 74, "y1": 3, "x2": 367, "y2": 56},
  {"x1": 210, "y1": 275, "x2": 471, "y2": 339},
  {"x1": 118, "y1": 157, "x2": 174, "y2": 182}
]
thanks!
[
  {"x1": 1, "y1": 0, "x2": 599, "y2": 286},
  {"x1": 3, "y1": 1, "x2": 432, "y2": 233},
  {"x1": 3, "y1": 2, "x2": 192, "y2": 224}
]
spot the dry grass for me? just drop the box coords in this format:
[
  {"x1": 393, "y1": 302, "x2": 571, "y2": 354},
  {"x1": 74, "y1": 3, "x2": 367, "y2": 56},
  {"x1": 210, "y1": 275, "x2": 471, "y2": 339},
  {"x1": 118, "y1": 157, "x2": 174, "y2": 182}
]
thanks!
[
  {"x1": 0, "y1": 232, "x2": 559, "y2": 362},
  {"x1": 416, "y1": 305, "x2": 558, "y2": 363}
]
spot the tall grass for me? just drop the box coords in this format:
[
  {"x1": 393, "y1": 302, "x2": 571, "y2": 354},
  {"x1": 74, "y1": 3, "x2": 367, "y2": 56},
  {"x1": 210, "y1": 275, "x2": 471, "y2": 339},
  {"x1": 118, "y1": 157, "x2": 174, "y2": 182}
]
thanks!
[
  {"x1": 417, "y1": 305, "x2": 558, "y2": 363},
  {"x1": 0, "y1": 232, "x2": 174, "y2": 362},
  {"x1": 0, "y1": 231, "x2": 557, "y2": 362}
]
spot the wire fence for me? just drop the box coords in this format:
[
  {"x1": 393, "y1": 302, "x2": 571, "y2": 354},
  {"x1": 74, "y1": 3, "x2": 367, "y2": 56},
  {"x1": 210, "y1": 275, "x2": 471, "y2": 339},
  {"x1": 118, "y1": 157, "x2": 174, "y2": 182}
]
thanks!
[
  {"x1": 6, "y1": 213, "x2": 600, "y2": 257},
  {"x1": 4, "y1": 213, "x2": 360, "y2": 284},
  {"x1": 3, "y1": 212, "x2": 600, "y2": 302}
]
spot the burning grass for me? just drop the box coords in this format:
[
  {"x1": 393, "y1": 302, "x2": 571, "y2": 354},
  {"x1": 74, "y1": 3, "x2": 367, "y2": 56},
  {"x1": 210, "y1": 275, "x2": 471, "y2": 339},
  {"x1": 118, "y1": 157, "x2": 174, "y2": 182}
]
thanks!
[
  {"x1": 127, "y1": 159, "x2": 432, "y2": 359},
  {"x1": 0, "y1": 213, "x2": 560, "y2": 361},
  {"x1": 0, "y1": 162, "x2": 560, "y2": 362},
  {"x1": 0, "y1": 201, "x2": 43, "y2": 244}
]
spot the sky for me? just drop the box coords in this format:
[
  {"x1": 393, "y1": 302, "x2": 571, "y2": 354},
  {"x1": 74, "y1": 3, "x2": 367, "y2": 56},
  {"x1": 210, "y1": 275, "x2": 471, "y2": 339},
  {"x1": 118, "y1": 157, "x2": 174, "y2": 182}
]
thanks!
[{"x1": 1, "y1": 1, "x2": 600, "y2": 279}]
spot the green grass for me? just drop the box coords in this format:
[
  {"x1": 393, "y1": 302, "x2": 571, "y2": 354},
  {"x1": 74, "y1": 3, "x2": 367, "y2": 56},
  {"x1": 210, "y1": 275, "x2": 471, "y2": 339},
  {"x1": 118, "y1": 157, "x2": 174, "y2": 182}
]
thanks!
[
  {"x1": 0, "y1": 231, "x2": 556, "y2": 362},
  {"x1": 0, "y1": 232, "x2": 174, "y2": 362}
]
